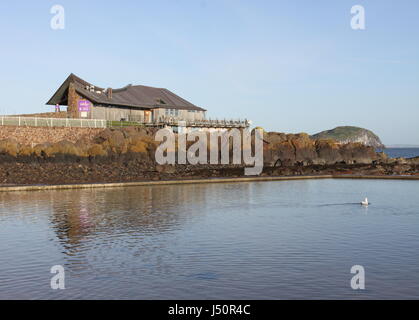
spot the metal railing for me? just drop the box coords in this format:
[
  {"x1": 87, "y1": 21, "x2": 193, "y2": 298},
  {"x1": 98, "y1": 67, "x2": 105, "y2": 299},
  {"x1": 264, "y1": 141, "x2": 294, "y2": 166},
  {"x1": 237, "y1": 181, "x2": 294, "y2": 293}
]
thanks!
[
  {"x1": 0, "y1": 116, "x2": 249, "y2": 129},
  {"x1": 0, "y1": 116, "x2": 107, "y2": 128},
  {"x1": 122, "y1": 117, "x2": 251, "y2": 128}
]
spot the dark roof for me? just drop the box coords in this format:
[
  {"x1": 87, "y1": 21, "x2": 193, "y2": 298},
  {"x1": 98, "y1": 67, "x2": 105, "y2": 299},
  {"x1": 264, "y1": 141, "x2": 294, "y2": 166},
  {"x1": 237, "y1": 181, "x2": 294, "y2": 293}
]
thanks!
[{"x1": 46, "y1": 74, "x2": 206, "y2": 111}]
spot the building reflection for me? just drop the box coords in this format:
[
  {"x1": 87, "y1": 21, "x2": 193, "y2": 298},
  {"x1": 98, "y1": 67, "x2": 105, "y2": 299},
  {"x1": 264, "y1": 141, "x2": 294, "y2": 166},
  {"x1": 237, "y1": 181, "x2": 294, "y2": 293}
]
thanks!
[
  {"x1": 48, "y1": 184, "x2": 212, "y2": 251},
  {"x1": 0, "y1": 182, "x2": 253, "y2": 273}
]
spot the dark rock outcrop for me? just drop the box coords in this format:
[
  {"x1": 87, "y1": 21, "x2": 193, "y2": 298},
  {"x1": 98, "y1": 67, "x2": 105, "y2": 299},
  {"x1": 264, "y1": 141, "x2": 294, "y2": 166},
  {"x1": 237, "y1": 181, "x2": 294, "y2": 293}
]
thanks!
[
  {"x1": 263, "y1": 132, "x2": 380, "y2": 166},
  {"x1": 0, "y1": 127, "x2": 416, "y2": 185}
]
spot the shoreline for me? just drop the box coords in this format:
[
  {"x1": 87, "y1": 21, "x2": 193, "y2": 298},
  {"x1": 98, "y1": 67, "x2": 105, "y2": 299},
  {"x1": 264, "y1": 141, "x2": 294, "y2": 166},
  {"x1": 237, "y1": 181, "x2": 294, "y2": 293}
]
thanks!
[{"x1": 1, "y1": 174, "x2": 418, "y2": 193}]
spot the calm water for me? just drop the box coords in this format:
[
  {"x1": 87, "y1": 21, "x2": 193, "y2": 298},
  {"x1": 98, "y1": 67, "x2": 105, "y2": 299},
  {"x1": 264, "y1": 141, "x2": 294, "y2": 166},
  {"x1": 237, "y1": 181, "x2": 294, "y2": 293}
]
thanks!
[
  {"x1": 382, "y1": 148, "x2": 419, "y2": 159},
  {"x1": 0, "y1": 179, "x2": 418, "y2": 300}
]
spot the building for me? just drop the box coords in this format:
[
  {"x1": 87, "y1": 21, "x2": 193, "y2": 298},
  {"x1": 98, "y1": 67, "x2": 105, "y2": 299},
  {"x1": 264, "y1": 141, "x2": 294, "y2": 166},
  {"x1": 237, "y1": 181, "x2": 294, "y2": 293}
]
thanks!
[
  {"x1": 47, "y1": 74, "x2": 207, "y2": 122},
  {"x1": 47, "y1": 74, "x2": 249, "y2": 131}
]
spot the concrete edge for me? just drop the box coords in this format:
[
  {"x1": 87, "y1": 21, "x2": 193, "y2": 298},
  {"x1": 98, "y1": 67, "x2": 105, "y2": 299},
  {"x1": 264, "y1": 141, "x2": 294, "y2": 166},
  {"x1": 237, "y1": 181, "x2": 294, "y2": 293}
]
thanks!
[
  {"x1": 332, "y1": 175, "x2": 419, "y2": 180},
  {"x1": 0, "y1": 175, "x2": 418, "y2": 193}
]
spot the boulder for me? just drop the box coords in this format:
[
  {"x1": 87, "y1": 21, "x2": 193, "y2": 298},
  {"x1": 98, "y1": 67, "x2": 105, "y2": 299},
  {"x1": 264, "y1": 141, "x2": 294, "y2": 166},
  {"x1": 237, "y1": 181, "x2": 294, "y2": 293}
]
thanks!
[
  {"x1": 88, "y1": 144, "x2": 107, "y2": 157},
  {"x1": 0, "y1": 138, "x2": 20, "y2": 157},
  {"x1": 45, "y1": 140, "x2": 81, "y2": 157},
  {"x1": 315, "y1": 139, "x2": 342, "y2": 164}
]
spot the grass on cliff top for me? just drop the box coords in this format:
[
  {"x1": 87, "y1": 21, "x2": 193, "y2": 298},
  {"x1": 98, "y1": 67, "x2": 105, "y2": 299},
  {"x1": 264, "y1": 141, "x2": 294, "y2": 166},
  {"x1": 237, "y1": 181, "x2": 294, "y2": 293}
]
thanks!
[{"x1": 107, "y1": 121, "x2": 145, "y2": 128}]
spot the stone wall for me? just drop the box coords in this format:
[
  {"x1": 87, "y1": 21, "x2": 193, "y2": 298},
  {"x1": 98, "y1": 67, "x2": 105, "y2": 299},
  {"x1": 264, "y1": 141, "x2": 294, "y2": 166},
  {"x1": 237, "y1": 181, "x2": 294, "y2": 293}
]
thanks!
[
  {"x1": 67, "y1": 82, "x2": 81, "y2": 118},
  {"x1": 0, "y1": 126, "x2": 103, "y2": 145}
]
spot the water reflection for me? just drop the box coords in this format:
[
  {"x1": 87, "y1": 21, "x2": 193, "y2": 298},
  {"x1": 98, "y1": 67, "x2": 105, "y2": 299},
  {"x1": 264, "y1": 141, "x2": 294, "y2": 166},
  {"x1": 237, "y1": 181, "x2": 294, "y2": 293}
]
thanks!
[
  {"x1": 1, "y1": 180, "x2": 418, "y2": 299},
  {"x1": 1, "y1": 183, "x2": 254, "y2": 274}
]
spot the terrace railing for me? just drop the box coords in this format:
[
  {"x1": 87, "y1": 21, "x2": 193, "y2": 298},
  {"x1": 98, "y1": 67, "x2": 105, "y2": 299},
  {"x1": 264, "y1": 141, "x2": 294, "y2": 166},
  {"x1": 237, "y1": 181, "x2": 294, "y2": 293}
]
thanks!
[
  {"x1": 0, "y1": 116, "x2": 249, "y2": 129},
  {"x1": 121, "y1": 117, "x2": 251, "y2": 128},
  {"x1": 0, "y1": 116, "x2": 107, "y2": 128}
]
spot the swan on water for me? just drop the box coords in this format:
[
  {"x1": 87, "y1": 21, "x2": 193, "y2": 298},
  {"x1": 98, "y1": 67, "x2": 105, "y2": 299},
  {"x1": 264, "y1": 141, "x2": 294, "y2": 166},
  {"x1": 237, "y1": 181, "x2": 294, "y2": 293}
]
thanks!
[{"x1": 361, "y1": 198, "x2": 369, "y2": 206}]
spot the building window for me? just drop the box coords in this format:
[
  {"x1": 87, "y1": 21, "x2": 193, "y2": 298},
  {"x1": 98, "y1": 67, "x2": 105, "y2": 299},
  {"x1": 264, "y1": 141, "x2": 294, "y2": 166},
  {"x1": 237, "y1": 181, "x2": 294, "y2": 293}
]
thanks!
[{"x1": 165, "y1": 109, "x2": 180, "y2": 117}]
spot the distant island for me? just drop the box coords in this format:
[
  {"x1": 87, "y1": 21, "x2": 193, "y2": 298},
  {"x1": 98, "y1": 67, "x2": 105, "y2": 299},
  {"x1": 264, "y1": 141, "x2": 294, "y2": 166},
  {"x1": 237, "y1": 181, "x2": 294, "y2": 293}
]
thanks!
[{"x1": 311, "y1": 126, "x2": 384, "y2": 149}]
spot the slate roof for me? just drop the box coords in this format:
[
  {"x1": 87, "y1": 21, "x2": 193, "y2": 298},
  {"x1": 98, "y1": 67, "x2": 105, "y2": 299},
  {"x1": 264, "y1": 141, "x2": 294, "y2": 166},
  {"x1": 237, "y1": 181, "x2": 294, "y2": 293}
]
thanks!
[{"x1": 46, "y1": 74, "x2": 206, "y2": 111}]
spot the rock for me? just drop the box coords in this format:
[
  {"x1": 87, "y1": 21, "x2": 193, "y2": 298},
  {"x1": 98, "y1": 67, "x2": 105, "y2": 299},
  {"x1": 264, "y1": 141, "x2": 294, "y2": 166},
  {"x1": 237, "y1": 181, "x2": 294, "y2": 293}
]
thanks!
[
  {"x1": 263, "y1": 132, "x2": 378, "y2": 167},
  {"x1": 339, "y1": 143, "x2": 378, "y2": 164},
  {"x1": 0, "y1": 127, "x2": 394, "y2": 180},
  {"x1": 88, "y1": 144, "x2": 107, "y2": 157},
  {"x1": 0, "y1": 138, "x2": 20, "y2": 157},
  {"x1": 291, "y1": 134, "x2": 317, "y2": 163},
  {"x1": 94, "y1": 128, "x2": 127, "y2": 154},
  {"x1": 155, "y1": 164, "x2": 176, "y2": 174},
  {"x1": 315, "y1": 139, "x2": 342, "y2": 164},
  {"x1": 128, "y1": 139, "x2": 148, "y2": 153},
  {"x1": 93, "y1": 128, "x2": 114, "y2": 144},
  {"x1": 32, "y1": 143, "x2": 50, "y2": 157},
  {"x1": 263, "y1": 132, "x2": 287, "y2": 145},
  {"x1": 18, "y1": 145, "x2": 34, "y2": 157},
  {"x1": 392, "y1": 164, "x2": 411, "y2": 175},
  {"x1": 312, "y1": 126, "x2": 385, "y2": 148},
  {"x1": 407, "y1": 157, "x2": 419, "y2": 165},
  {"x1": 45, "y1": 140, "x2": 80, "y2": 157}
]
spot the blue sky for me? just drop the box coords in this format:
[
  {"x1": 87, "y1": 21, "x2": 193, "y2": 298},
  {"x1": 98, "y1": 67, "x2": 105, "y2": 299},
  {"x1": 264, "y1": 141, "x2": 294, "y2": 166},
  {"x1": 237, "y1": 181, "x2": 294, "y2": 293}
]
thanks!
[{"x1": 0, "y1": 0, "x2": 418, "y2": 144}]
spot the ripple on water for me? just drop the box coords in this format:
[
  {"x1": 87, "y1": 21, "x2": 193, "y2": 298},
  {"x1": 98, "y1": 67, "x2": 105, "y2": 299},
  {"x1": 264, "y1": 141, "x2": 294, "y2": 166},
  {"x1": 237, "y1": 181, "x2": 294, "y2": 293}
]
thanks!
[{"x1": 0, "y1": 179, "x2": 418, "y2": 299}]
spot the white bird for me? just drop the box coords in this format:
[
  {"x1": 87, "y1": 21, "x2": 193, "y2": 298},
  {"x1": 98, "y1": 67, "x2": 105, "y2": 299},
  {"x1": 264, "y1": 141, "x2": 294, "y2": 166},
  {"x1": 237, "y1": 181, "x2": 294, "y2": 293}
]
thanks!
[{"x1": 361, "y1": 198, "x2": 369, "y2": 206}]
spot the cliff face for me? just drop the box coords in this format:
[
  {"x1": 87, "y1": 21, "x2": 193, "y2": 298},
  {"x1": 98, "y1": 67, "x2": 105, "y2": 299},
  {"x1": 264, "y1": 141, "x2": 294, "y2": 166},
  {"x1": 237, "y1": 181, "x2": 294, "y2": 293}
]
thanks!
[
  {"x1": 0, "y1": 127, "x2": 416, "y2": 185},
  {"x1": 263, "y1": 132, "x2": 381, "y2": 166},
  {"x1": 311, "y1": 126, "x2": 384, "y2": 149},
  {"x1": 0, "y1": 127, "x2": 381, "y2": 165}
]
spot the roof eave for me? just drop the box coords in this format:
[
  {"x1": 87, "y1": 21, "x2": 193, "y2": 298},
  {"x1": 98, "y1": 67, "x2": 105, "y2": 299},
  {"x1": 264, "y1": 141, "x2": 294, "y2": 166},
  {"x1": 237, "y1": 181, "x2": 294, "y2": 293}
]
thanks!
[{"x1": 45, "y1": 74, "x2": 74, "y2": 105}]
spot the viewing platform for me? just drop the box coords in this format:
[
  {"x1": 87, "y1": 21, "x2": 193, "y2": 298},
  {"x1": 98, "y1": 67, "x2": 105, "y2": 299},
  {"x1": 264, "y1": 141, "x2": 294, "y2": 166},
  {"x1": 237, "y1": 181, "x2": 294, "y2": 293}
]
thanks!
[
  {"x1": 0, "y1": 115, "x2": 250, "y2": 130},
  {"x1": 139, "y1": 118, "x2": 251, "y2": 129}
]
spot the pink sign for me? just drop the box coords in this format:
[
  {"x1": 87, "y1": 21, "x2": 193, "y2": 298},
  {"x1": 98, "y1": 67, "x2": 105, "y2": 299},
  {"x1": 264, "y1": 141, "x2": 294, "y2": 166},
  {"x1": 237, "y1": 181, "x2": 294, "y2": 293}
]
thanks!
[{"x1": 78, "y1": 100, "x2": 92, "y2": 112}]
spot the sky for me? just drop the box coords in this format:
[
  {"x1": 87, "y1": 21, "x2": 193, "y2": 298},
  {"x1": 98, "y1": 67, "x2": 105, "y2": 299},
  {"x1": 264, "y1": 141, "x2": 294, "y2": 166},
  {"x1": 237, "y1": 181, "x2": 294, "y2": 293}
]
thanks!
[{"x1": 0, "y1": 0, "x2": 418, "y2": 145}]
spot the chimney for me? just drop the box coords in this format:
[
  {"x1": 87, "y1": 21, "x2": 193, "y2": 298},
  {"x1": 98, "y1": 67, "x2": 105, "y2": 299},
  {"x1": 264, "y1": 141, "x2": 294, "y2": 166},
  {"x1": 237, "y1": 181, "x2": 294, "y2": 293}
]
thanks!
[{"x1": 107, "y1": 88, "x2": 113, "y2": 99}]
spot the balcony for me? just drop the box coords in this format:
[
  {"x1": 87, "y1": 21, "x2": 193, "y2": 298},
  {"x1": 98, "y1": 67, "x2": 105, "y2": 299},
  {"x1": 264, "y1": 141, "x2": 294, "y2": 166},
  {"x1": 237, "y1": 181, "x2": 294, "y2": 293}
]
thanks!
[{"x1": 126, "y1": 116, "x2": 251, "y2": 128}]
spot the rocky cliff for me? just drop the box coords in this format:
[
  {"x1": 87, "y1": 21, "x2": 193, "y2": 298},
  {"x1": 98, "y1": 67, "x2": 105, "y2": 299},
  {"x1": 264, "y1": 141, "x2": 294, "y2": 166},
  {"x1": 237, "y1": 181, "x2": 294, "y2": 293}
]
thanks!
[
  {"x1": 311, "y1": 126, "x2": 384, "y2": 148},
  {"x1": 0, "y1": 127, "x2": 415, "y2": 185},
  {"x1": 0, "y1": 127, "x2": 381, "y2": 165},
  {"x1": 263, "y1": 132, "x2": 382, "y2": 166}
]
